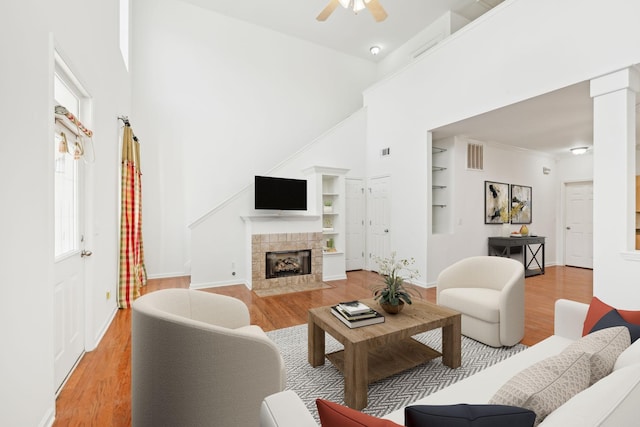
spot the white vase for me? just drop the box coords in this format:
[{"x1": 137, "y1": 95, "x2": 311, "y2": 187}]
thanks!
[{"x1": 502, "y1": 223, "x2": 511, "y2": 237}]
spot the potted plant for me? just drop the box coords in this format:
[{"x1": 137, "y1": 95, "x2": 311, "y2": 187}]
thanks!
[
  {"x1": 323, "y1": 199, "x2": 333, "y2": 213},
  {"x1": 372, "y1": 252, "x2": 420, "y2": 314}
]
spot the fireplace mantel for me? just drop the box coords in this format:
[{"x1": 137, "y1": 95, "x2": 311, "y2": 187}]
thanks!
[{"x1": 241, "y1": 214, "x2": 320, "y2": 222}]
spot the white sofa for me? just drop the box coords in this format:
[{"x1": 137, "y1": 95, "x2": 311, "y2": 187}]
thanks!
[{"x1": 260, "y1": 299, "x2": 640, "y2": 427}]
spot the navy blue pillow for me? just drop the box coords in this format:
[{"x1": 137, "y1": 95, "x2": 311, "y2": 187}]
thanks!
[
  {"x1": 589, "y1": 309, "x2": 640, "y2": 343},
  {"x1": 404, "y1": 404, "x2": 535, "y2": 427}
]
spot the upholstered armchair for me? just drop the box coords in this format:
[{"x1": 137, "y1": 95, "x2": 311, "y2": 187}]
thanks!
[
  {"x1": 436, "y1": 256, "x2": 525, "y2": 347},
  {"x1": 132, "y1": 289, "x2": 286, "y2": 427}
]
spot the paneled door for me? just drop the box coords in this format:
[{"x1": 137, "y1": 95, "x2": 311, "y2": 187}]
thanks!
[
  {"x1": 345, "y1": 178, "x2": 365, "y2": 271},
  {"x1": 564, "y1": 181, "x2": 593, "y2": 269},
  {"x1": 53, "y1": 68, "x2": 91, "y2": 393},
  {"x1": 368, "y1": 176, "x2": 391, "y2": 271}
]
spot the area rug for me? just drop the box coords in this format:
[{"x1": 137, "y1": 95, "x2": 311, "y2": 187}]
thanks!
[{"x1": 266, "y1": 324, "x2": 527, "y2": 422}]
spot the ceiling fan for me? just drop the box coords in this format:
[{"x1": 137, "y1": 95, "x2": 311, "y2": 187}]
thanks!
[{"x1": 317, "y1": 0, "x2": 388, "y2": 22}]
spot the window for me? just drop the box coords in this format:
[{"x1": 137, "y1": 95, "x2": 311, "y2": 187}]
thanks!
[{"x1": 53, "y1": 54, "x2": 90, "y2": 259}]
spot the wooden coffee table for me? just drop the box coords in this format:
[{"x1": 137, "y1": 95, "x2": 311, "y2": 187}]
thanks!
[{"x1": 308, "y1": 298, "x2": 461, "y2": 410}]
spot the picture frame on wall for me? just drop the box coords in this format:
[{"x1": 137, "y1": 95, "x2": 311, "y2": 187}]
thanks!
[
  {"x1": 485, "y1": 181, "x2": 509, "y2": 224},
  {"x1": 510, "y1": 184, "x2": 532, "y2": 224}
]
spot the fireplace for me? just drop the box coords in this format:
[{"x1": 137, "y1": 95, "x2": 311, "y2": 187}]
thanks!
[
  {"x1": 250, "y1": 232, "x2": 323, "y2": 291},
  {"x1": 266, "y1": 249, "x2": 312, "y2": 279}
]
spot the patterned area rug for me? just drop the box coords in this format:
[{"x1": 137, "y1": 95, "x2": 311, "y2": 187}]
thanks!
[{"x1": 266, "y1": 324, "x2": 527, "y2": 422}]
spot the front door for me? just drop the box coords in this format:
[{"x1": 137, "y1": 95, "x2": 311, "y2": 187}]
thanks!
[
  {"x1": 564, "y1": 181, "x2": 593, "y2": 269},
  {"x1": 53, "y1": 68, "x2": 90, "y2": 393}
]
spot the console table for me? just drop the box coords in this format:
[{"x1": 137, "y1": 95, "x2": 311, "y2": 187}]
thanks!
[{"x1": 488, "y1": 236, "x2": 545, "y2": 277}]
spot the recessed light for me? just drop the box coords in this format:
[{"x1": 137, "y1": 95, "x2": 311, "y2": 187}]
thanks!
[
  {"x1": 370, "y1": 46, "x2": 381, "y2": 56},
  {"x1": 570, "y1": 147, "x2": 589, "y2": 155}
]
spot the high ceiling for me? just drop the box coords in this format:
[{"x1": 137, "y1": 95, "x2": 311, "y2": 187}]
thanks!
[
  {"x1": 179, "y1": 0, "x2": 502, "y2": 61},
  {"x1": 178, "y1": 0, "x2": 638, "y2": 157}
]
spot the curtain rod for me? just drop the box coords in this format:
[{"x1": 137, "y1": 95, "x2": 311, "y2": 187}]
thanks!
[
  {"x1": 118, "y1": 115, "x2": 139, "y2": 142},
  {"x1": 55, "y1": 105, "x2": 93, "y2": 137}
]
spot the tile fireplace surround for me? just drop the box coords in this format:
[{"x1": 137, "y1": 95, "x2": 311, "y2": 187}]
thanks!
[{"x1": 251, "y1": 232, "x2": 324, "y2": 294}]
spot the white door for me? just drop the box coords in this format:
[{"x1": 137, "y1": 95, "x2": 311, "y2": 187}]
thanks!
[
  {"x1": 565, "y1": 181, "x2": 593, "y2": 268},
  {"x1": 368, "y1": 176, "x2": 391, "y2": 271},
  {"x1": 53, "y1": 69, "x2": 89, "y2": 393},
  {"x1": 345, "y1": 178, "x2": 365, "y2": 271}
]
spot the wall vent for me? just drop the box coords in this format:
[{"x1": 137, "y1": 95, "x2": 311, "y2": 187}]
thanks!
[
  {"x1": 381, "y1": 147, "x2": 391, "y2": 157},
  {"x1": 466, "y1": 142, "x2": 484, "y2": 170}
]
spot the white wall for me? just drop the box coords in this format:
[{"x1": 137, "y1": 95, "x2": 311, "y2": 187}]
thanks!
[
  {"x1": 131, "y1": 0, "x2": 377, "y2": 278},
  {"x1": 363, "y1": 0, "x2": 640, "y2": 301},
  {"x1": 190, "y1": 109, "x2": 368, "y2": 287},
  {"x1": 377, "y1": 11, "x2": 470, "y2": 80},
  {"x1": 427, "y1": 138, "x2": 557, "y2": 284},
  {"x1": 1, "y1": 1, "x2": 127, "y2": 425}
]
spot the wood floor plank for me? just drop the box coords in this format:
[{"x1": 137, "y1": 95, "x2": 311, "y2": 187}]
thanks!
[{"x1": 53, "y1": 266, "x2": 592, "y2": 425}]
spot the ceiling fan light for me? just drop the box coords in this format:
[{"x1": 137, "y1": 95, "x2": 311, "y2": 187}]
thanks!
[
  {"x1": 570, "y1": 147, "x2": 589, "y2": 155},
  {"x1": 339, "y1": 0, "x2": 367, "y2": 12},
  {"x1": 352, "y1": 0, "x2": 367, "y2": 12}
]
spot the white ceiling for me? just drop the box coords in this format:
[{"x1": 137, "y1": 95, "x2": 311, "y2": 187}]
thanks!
[
  {"x1": 178, "y1": 0, "x2": 639, "y2": 157},
  {"x1": 179, "y1": 0, "x2": 501, "y2": 61}
]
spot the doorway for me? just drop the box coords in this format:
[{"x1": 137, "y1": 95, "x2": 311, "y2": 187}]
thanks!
[
  {"x1": 345, "y1": 178, "x2": 365, "y2": 271},
  {"x1": 53, "y1": 56, "x2": 92, "y2": 393},
  {"x1": 564, "y1": 181, "x2": 594, "y2": 269},
  {"x1": 367, "y1": 176, "x2": 391, "y2": 270}
]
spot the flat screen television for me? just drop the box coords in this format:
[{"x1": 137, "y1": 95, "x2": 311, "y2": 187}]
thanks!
[{"x1": 255, "y1": 175, "x2": 307, "y2": 211}]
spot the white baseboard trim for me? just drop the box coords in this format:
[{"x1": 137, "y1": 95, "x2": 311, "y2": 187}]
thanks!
[
  {"x1": 190, "y1": 279, "x2": 249, "y2": 290},
  {"x1": 87, "y1": 306, "x2": 118, "y2": 352},
  {"x1": 323, "y1": 274, "x2": 347, "y2": 281},
  {"x1": 39, "y1": 405, "x2": 55, "y2": 427},
  {"x1": 146, "y1": 271, "x2": 188, "y2": 280}
]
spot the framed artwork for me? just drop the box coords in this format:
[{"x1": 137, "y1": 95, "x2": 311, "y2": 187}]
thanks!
[
  {"x1": 485, "y1": 181, "x2": 509, "y2": 224},
  {"x1": 510, "y1": 184, "x2": 532, "y2": 224}
]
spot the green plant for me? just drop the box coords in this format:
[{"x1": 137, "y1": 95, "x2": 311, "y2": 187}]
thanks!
[
  {"x1": 372, "y1": 252, "x2": 420, "y2": 306},
  {"x1": 324, "y1": 199, "x2": 333, "y2": 206}
]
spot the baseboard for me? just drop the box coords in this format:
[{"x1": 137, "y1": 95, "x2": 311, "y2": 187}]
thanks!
[
  {"x1": 87, "y1": 306, "x2": 118, "y2": 351},
  {"x1": 323, "y1": 274, "x2": 347, "y2": 281},
  {"x1": 38, "y1": 405, "x2": 55, "y2": 427},
  {"x1": 190, "y1": 279, "x2": 249, "y2": 290},
  {"x1": 146, "y1": 271, "x2": 188, "y2": 280}
]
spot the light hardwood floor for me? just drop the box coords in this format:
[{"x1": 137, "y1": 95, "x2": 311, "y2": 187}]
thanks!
[{"x1": 53, "y1": 266, "x2": 592, "y2": 426}]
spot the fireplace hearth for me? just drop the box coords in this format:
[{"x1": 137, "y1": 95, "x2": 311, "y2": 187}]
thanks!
[{"x1": 266, "y1": 249, "x2": 311, "y2": 279}]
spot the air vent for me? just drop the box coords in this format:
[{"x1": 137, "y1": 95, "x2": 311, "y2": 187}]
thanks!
[
  {"x1": 466, "y1": 142, "x2": 484, "y2": 170},
  {"x1": 381, "y1": 147, "x2": 391, "y2": 157}
]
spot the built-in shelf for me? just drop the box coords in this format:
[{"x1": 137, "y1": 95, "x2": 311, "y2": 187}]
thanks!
[
  {"x1": 432, "y1": 166, "x2": 447, "y2": 172},
  {"x1": 431, "y1": 140, "x2": 452, "y2": 234},
  {"x1": 432, "y1": 204, "x2": 447, "y2": 208},
  {"x1": 432, "y1": 146, "x2": 447, "y2": 154},
  {"x1": 432, "y1": 185, "x2": 447, "y2": 189},
  {"x1": 322, "y1": 250, "x2": 344, "y2": 255}
]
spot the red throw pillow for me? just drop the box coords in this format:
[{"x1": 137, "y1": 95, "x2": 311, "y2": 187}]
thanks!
[
  {"x1": 582, "y1": 296, "x2": 640, "y2": 336},
  {"x1": 316, "y1": 399, "x2": 402, "y2": 427}
]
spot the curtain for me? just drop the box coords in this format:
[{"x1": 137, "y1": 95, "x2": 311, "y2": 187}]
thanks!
[{"x1": 118, "y1": 125, "x2": 147, "y2": 308}]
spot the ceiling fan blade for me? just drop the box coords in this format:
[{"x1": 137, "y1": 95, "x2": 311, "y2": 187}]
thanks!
[
  {"x1": 317, "y1": 0, "x2": 340, "y2": 21},
  {"x1": 365, "y1": 0, "x2": 388, "y2": 22}
]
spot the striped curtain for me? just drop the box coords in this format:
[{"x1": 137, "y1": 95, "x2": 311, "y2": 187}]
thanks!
[{"x1": 118, "y1": 125, "x2": 147, "y2": 308}]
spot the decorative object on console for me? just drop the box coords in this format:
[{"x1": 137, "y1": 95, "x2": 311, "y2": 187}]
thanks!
[{"x1": 372, "y1": 252, "x2": 420, "y2": 314}]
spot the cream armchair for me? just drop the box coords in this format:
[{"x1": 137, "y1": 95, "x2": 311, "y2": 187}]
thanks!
[
  {"x1": 132, "y1": 288, "x2": 286, "y2": 427},
  {"x1": 436, "y1": 256, "x2": 525, "y2": 347}
]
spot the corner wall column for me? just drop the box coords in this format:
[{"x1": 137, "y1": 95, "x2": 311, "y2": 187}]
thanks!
[{"x1": 590, "y1": 66, "x2": 640, "y2": 306}]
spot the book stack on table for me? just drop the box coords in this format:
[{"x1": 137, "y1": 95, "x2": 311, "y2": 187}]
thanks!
[{"x1": 331, "y1": 301, "x2": 384, "y2": 328}]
